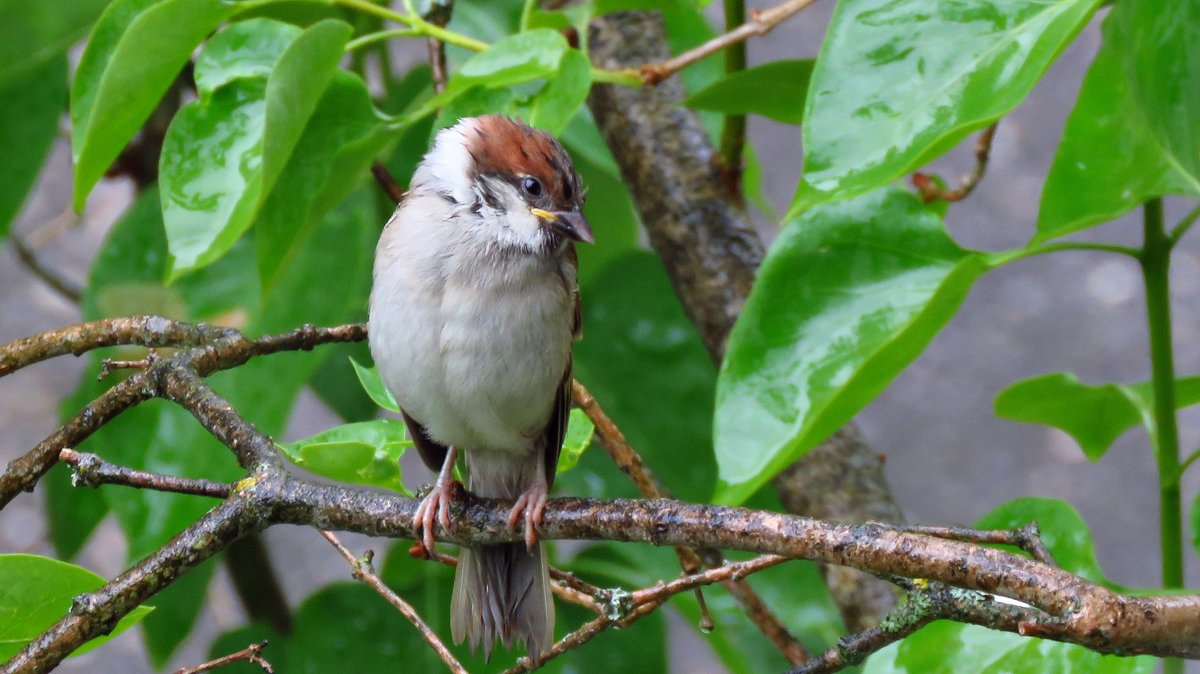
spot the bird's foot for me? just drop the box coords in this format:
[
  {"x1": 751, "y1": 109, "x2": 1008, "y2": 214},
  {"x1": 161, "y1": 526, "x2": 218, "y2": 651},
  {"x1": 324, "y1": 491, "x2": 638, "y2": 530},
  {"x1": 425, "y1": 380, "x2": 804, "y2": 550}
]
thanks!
[
  {"x1": 413, "y1": 448, "x2": 461, "y2": 555},
  {"x1": 507, "y1": 477, "x2": 549, "y2": 551}
]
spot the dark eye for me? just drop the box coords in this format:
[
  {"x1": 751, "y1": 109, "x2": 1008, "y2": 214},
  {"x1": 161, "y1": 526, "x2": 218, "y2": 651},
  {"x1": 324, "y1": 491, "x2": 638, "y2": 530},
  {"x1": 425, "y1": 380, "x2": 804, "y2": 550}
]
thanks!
[{"x1": 521, "y1": 176, "x2": 543, "y2": 197}]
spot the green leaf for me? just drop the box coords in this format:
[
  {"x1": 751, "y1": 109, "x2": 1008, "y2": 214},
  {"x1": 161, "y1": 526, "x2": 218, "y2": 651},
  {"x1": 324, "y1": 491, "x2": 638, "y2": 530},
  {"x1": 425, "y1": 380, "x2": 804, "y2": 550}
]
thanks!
[
  {"x1": 791, "y1": 0, "x2": 1103, "y2": 216},
  {"x1": 350, "y1": 358, "x2": 400, "y2": 412},
  {"x1": 400, "y1": 28, "x2": 567, "y2": 125},
  {"x1": 0, "y1": 554, "x2": 153, "y2": 660},
  {"x1": 685, "y1": 60, "x2": 814, "y2": 124},
  {"x1": 862, "y1": 620, "x2": 1156, "y2": 674},
  {"x1": 715, "y1": 188, "x2": 991, "y2": 505},
  {"x1": 71, "y1": 0, "x2": 236, "y2": 210},
  {"x1": 0, "y1": 0, "x2": 108, "y2": 89},
  {"x1": 556, "y1": 409, "x2": 595, "y2": 474},
  {"x1": 995, "y1": 373, "x2": 1200, "y2": 461},
  {"x1": 866, "y1": 498, "x2": 1153, "y2": 672},
  {"x1": 1036, "y1": 6, "x2": 1200, "y2": 242},
  {"x1": 279, "y1": 419, "x2": 412, "y2": 493},
  {"x1": 254, "y1": 70, "x2": 386, "y2": 293},
  {"x1": 529, "y1": 49, "x2": 592, "y2": 135},
  {"x1": 0, "y1": 56, "x2": 66, "y2": 239},
  {"x1": 161, "y1": 18, "x2": 354, "y2": 279}
]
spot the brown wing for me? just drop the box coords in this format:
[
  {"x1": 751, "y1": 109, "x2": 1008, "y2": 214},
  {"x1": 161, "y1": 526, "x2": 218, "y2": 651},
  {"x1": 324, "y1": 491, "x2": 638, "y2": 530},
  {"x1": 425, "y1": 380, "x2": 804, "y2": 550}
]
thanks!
[
  {"x1": 401, "y1": 409, "x2": 450, "y2": 473},
  {"x1": 542, "y1": 361, "x2": 572, "y2": 490},
  {"x1": 545, "y1": 246, "x2": 582, "y2": 488}
]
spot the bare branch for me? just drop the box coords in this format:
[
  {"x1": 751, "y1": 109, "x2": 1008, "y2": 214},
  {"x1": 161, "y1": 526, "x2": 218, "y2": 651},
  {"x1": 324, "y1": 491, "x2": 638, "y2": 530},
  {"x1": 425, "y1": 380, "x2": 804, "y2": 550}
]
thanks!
[
  {"x1": 59, "y1": 448, "x2": 232, "y2": 498},
  {"x1": 639, "y1": 0, "x2": 821, "y2": 85},
  {"x1": 320, "y1": 531, "x2": 467, "y2": 674},
  {"x1": 883, "y1": 521, "x2": 1055, "y2": 566},
  {"x1": 9, "y1": 230, "x2": 82, "y2": 304},
  {"x1": 173, "y1": 640, "x2": 273, "y2": 674}
]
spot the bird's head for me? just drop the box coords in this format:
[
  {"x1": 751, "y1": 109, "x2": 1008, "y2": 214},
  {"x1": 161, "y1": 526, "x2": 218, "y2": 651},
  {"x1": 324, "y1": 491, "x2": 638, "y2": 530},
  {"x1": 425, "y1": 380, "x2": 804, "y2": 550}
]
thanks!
[{"x1": 416, "y1": 115, "x2": 592, "y2": 255}]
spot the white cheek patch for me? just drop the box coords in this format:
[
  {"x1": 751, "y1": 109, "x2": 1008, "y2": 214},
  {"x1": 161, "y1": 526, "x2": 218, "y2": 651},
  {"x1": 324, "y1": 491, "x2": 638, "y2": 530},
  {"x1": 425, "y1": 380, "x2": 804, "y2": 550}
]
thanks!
[{"x1": 412, "y1": 118, "x2": 479, "y2": 204}]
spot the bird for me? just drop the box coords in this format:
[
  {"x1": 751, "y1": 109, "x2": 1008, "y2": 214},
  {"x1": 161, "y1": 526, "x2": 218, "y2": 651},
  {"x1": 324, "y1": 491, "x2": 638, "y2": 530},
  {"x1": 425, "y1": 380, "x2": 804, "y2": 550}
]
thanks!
[{"x1": 368, "y1": 115, "x2": 592, "y2": 661}]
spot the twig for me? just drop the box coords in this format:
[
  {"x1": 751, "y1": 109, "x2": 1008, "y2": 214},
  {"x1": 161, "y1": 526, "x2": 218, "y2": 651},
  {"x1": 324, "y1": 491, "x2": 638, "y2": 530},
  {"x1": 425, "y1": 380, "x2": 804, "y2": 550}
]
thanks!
[
  {"x1": 912, "y1": 122, "x2": 998, "y2": 203},
  {"x1": 58, "y1": 449, "x2": 232, "y2": 498},
  {"x1": 173, "y1": 640, "x2": 273, "y2": 674},
  {"x1": 98, "y1": 351, "x2": 160, "y2": 381},
  {"x1": 630, "y1": 554, "x2": 787, "y2": 608},
  {"x1": 639, "y1": 0, "x2": 820, "y2": 85},
  {"x1": 572, "y1": 380, "x2": 806, "y2": 663},
  {"x1": 9, "y1": 231, "x2": 82, "y2": 304},
  {"x1": 321, "y1": 531, "x2": 467, "y2": 674},
  {"x1": 881, "y1": 522, "x2": 1055, "y2": 566},
  {"x1": 371, "y1": 162, "x2": 406, "y2": 204},
  {"x1": 423, "y1": 1, "x2": 453, "y2": 95}
]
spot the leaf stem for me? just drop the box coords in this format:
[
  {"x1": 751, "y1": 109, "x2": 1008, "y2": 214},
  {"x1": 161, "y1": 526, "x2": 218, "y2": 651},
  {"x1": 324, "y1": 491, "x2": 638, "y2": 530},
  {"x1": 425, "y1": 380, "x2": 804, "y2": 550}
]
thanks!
[
  {"x1": 717, "y1": 0, "x2": 748, "y2": 201},
  {"x1": 1139, "y1": 198, "x2": 1184, "y2": 601},
  {"x1": 519, "y1": 0, "x2": 537, "y2": 32},
  {"x1": 1169, "y1": 203, "x2": 1200, "y2": 245},
  {"x1": 345, "y1": 28, "x2": 421, "y2": 52},
  {"x1": 986, "y1": 240, "x2": 1142, "y2": 267},
  {"x1": 333, "y1": 0, "x2": 487, "y2": 51}
]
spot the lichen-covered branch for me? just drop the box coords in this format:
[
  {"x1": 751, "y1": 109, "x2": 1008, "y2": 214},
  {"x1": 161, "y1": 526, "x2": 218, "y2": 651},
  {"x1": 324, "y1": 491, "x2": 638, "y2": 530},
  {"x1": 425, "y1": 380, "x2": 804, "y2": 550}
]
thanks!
[{"x1": 6, "y1": 320, "x2": 1200, "y2": 673}]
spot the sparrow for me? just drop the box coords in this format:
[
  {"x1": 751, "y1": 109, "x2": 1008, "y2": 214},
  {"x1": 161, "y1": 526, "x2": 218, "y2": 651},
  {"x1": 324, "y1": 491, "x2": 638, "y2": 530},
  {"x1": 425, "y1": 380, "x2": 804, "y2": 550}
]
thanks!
[{"x1": 368, "y1": 115, "x2": 592, "y2": 660}]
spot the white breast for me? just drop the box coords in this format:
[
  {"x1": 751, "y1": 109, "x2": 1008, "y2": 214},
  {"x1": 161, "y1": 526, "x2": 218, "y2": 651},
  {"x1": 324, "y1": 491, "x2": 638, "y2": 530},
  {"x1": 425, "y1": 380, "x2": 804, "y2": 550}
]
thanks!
[{"x1": 368, "y1": 193, "x2": 574, "y2": 455}]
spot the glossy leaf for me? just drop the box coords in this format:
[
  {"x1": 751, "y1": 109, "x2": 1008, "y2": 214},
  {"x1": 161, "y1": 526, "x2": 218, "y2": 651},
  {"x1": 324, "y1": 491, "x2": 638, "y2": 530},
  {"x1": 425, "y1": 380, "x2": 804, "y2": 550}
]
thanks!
[
  {"x1": 862, "y1": 619, "x2": 1155, "y2": 674},
  {"x1": 0, "y1": 57, "x2": 66, "y2": 238},
  {"x1": 71, "y1": 0, "x2": 235, "y2": 210},
  {"x1": 0, "y1": 554, "x2": 153, "y2": 660},
  {"x1": 715, "y1": 188, "x2": 991, "y2": 505},
  {"x1": 864, "y1": 497, "x2": 1149, "y2": 672},
  {"x1": 310, "y1": 343, "x2": 378, "y2": 423},
  {"x1": 1037, "y1": 6, "x2": 1200, "y2": 241},
  {"x1": 685, "y1": 59, "x2": 815, "y2": 124},
  {"x1": 162, "y1": 18, "x2": 353, "y2": 279},
  {"x1": 556, "y1": 409, "x2": 596, "y2": 474},
  {"x1": 350, "y1": 358, "x2": 401, "y2": 412},
  {"x1": 791, "y1": 0, "x2": 1103, "y2": 216},
  {"x1": 401, "y1": 28, "x2": 567, "y2": 125},
  {"x1": 255, "y1": 70, "x2": 386, "y2": 292},
  {"x1": 529, "y1": 49, "x2": 592, "y2": 135},
  {"x1": 0, "y1": 0, "x2": 107, "y2": 88},
  {"x1": 995, "y1": 373, "x2": 1200, "y2": 461},
  {"x1": 280, "y1": 419, "x2": 411, "y2": 493}
]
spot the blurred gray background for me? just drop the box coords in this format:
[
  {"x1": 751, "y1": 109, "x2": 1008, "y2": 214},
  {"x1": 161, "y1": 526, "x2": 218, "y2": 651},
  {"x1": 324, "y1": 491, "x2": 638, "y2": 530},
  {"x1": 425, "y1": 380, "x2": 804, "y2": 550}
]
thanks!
[{"x1": 2, "y1": 2, "x2": 1197, "y2": 671}]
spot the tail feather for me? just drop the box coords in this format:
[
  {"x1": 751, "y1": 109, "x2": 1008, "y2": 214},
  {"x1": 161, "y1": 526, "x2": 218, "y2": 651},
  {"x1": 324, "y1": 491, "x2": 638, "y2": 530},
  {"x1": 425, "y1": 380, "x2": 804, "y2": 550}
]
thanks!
[{"x1": 451, "y1": 542, "x2": 553, "y2": 660}]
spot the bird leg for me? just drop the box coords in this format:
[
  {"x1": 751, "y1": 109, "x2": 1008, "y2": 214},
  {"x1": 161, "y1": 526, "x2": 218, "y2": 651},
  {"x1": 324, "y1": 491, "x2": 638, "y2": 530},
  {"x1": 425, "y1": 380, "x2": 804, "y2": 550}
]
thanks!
[
  {"x1": 413, "y1": 446, "x2": 460, "y2": 555},
  {"x1": 507, "y1": 459, "x2": 549, "y2": 551}
]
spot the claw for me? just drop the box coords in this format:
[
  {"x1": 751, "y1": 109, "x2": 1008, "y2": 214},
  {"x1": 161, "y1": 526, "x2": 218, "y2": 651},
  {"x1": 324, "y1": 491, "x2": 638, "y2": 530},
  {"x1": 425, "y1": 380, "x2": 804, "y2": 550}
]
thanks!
[
  {"x1": 507, "y1": 478, "x2": 549, "y2": 551},
  {"x1": 413, "y1": 447, "x2": 460, "y2": 553}
]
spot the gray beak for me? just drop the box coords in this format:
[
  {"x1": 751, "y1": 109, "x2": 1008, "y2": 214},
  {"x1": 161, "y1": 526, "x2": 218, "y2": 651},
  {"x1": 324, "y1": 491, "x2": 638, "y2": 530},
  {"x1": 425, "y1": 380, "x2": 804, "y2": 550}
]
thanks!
[{"x1": 546, "y1": 208, "x2": 595, "y2": 244}]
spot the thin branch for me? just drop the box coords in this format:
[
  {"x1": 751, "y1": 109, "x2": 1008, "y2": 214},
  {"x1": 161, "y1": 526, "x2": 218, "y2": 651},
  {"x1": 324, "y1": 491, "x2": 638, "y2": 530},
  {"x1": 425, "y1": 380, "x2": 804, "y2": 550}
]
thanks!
[
  {"x1": 912, "y1": 122, "x2": 998, "y2": 203},
  {"x1": 629, "y1": 554, "x2": 787, "y2": 608},
  {"x1": 320, "y1": 531, "x2": 467, "y2": 674},
  {"x1": 572, "y1": 380, "x2": 806, "y2": 663},
  {"x1": 0, "y1": 316, "x2": 237, "y2": 378},
  {"x1": 59, "y1": 448, "x2": 232, "y2": 499},
  {"x1": 423, "y1": 1, "x2": 453, "y2": 95},
  {"x1": 371, "y1": 162, "x2": 406, "y2": 204},
  {"x1": 880, "y1": 522, "x2": 1055, "y2": 566},
  {"x1": 639, "y1": 0, "x2": 820, "y2": 85},
  {"x1": 173, "y1": 640, "x2": 273, "y2": 674},
  {"x1": 9, "y1": 231, "x2": 82, "y2": 304}
]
